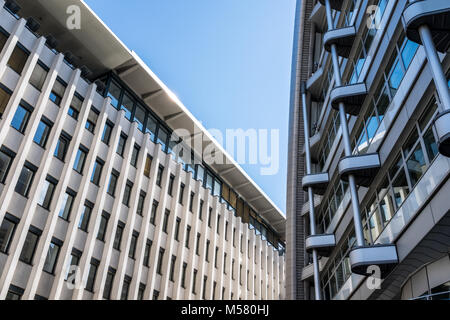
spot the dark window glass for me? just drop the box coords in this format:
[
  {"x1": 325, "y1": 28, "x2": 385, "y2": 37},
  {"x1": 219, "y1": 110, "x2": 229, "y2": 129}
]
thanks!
[
  {"x1": 179, "y1": 184, "x2": 185, "y2": 205},
  {"x1": 134, "y1": 104, "x2": 146, "y2": 131},
  {"x1": 113, "y1": 224, "x2": 124, "y2": 250},
  {"x1": 101, "y1": 122, "x2": 113, "y2": 144},
  {"x1": 189, "y1": 192, "x2": 194, "y2": 212},
  {"x1": 123, "y1": 182, "x2": 132, "y2": 206},
  {"x1": 107, "y1": 81, "x2": 121, "y2": 108},
  {"x1": 43, "y1": 241, "x2": 60, "y2": 274},
  {"x1": 37, "y1": 178, "x2": 56, "y2": 209},
  {"x1": 121, "y1": 277, "x2": 131, "y2": 300},
  {"x1": 7, "y1": 45, "x2": 28, "y2": 74},
  {"x1": 185, "y1": 225, "x2": 191, "y2": 248},
  {"x1": 156, "y1": 165, "x2": 164, "y2": 187},
  {"x1": 29, "y1": 63, "x2": 48, "y2": 91},
  {"x1": 85, "y1": 262, "x2": 98, "y2": 292},
  {"x1": 117, "y1": 133, "x2": 127, "y2": 156},
  {"x1": 0, "y1": 31, "x2": 8, "y2": 53},
  {"x1": 169, "y1": 255, "x2": 176, "y2": 282},
  {"x1": 54, "y1": 134, "x2": 70, "y2": 161},
  {"x1": 120, "y1": 93, "x2": 134, "y2": 120},
  {"x1": 181, "y1": 263, "x2": 187, "y2": 288},
  {"x1": 129, "y1": 233, "x2": 138, "y2": 259},
  {"x1": 58, "y1": 191, "x2": 75, "y2": 220},
  {"x1": 0, "y1": 216, "x2": 17, "y2": 253},
  {"x1": 157, "y1": 127, "x2": 168, "y2": 151},
  {"x1": 162, "y1": 209, "x2": 170, "y2": 233},
  {"x1": 156, "y1": 248, "x2": 165, "y2": 275},
  {"x1": 97, "y1": 214, "x2": 109, "y2": 241},
  {"x1": 192, "y1": 269, "x2": 197, "y2": 294},
  {"x1": 91, "y1": 160, "x2": 103, "y2": 185},
  {"x1": 11, "y1": 105, "x2": 31, "y2": 133},
  {"x1": 153, "y1": 290, "x2": 159, "y2": 300},
  {"x1": 137, "y1": 192, "x2": 145, "y2": 216},
  {"x1": 196, "y1": 233, "x2": 201, "y2": 255},
  {"x1": 392, "y1": 169, "x2": 409, "y2": 208},
  {"x1": 15, "y1": 164, "x2": 35, "y2": 197},
  {"x1": 65, "y1": 252, "x2": 80, "y2": 280},
  {"x1": 144, "y1": 240, "x2": 152, "y2": 267},
  {"x1": 33, "y1": 120, "x2": 51, "y2": 148},
  {"x1": 138, "y1": 283, "x2": 145, "y2": 300},
  {"x1": 198, "y1": 200, "x2": 204, "y2": 220},
  {"x1": 85, "y1": 108, "x2": 98, "y2": 133},
  {"x1": 174, "y1": 218, "x2": 181, "y2": 241},
  {"x1": 19, "y1": 229, "x2": 40, "y2": 264},
  {"x1": 150, "y1": 201, "x2": 158, "y2": 225},
  {"x1": 146, "y1": 114, "x2": 157, "y2": 141},
  {"x1": 78, "y1": 203, "x2": 92, "y2": 231},
  {"x1": 0, "y1": 85, "x2": 12, "y2": 117},
  {"x1": 107, "y1": 172, "x2": 118, "y2": 196},
  {"x1": 131, "y1": 144, "x2": 140, "y2": 167},
  {"x1": 103, "y1": 269, "x2": 115, "y2": 299},
  {"x1": 68, "y1": 95, "x2": 82, "y2": 120},
  {"x1": 73, "y1": 148, "x2": 87, "y2": 173},
  {"x1": 168, "y1": 174, "x2": 175, "y2": 196},
  {"x1": 49, "y1": 80, "x2": 66, "y2": 106}
]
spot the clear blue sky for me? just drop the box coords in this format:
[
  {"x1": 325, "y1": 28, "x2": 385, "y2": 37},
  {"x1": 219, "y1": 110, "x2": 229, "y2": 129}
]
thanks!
[{"x1": 85, "y1": 0, "x2": 296, "y2": 213}]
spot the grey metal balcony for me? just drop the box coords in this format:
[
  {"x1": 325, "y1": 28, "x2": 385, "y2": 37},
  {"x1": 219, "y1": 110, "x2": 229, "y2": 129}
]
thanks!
[
  {"x1": 305, "y1": 234, "x2": 336, "y2": 257},
  {"x1": 310, "y1": 2, "x2": 327, "y2": 33},
  {"x1": 330, "y1": 82, "x2": 368, "y2": 116},
  {"x1": 302, "y1": 173, "x2": 329, "y2": 195},
  {"x1": 402, "y1": 0, "x2": 450, "y2": 52},
  {"x1": 349, "y1": 244, "x2": 398, "y2": 278},
  {"x1": 338, "y1": 153, "x2": 381, "y2": 187},
  {"x1": 301, "y1": 194, "x2": 322, "y2": 216},
  {"x1": 306, "y1": 67, "x2": 324, "y2": 101},
  {"x1": 324, "y1": 26, "x2": 356, "y2": 58},
  {"x1": 434, "y1": 110, "x2": 450, "y2": 157},
  {"x1": 318, "y1": 0, "x2": 344, "y2": 11}
]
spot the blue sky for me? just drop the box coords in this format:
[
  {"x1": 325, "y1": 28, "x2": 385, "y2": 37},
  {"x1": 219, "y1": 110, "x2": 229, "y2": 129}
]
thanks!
[{"x1": 85, "y1": 0, "x2": 296, "y2": 213}]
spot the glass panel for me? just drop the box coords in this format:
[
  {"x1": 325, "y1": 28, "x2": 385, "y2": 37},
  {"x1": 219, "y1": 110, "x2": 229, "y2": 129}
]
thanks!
[
  {"x1": 11, "y1": 105, "x2": 31, "y2": 133},
  {"x1": 392, "y1": 170, "x2": 409, "y2": 208},
  {"x1": 145, "y1": 114, "x2": 158, "y2": 141},
  {"x1": 59, "y1": 193, "x2": 74, "y2": 220},
  {"x1": 423, "y1": 127, "x2": 438, "y2": 162},
  {"x1": 29, "y1": 63, "x2": 48, "y2": 91},
  {"x1": 120, "y1": 93, "x2": 134, "y2": 120},
  {"x1": 419, "y1": 101, "x2": 437, "y2": 132},
  {"x1": 33, "y1": 121, "x2": 50, "y2": 148},
  {"x1": 37, "y1": 179, "x2": 54, "y2": 209},
  {"x1": 369, "y1": 209, "x2": 383, "y2": 242},
  {"x1": 0, "y1": 86, "x2": 11, "y2": 115},
  {"x1": 0, "y1": 218, "x2": 16, "y2": 253},
  {"x1": 20, "y1": 231, "x2": 39, "y2": 263},
  {"x1": 406, "y1": 144, "x2": 426, "y2": 186},
  {"x1": 15, "y1": 166, "x2": 34, "y2": 197},
  {"x1": 366, "y1": 111, "x2": 379, "y2": 142},
  {"x1": 156, "y1": 127, "x2": 168, "y2": 151},
  {"x1": 388, "y1": 60, "x2": 404, "y2": 97},
  {"x1": 213, "y1": 179, "x2": 221, "y2": 197},
  {"x1": 205, "y1": 172, "x2": 213, "y2": 191},
  {"x1": 389, "y1": 154, "x2": 402, "y2": 179},
  {"x1": 403, "y1": 129, "x2": 419, "y2": 157},
  {"x1": 378, "y1": 178, "x2": 395, "y2": 226},
  {"x1": 7, "y1": 45, "x2": 28, "y2": 74},
  {"x1": 401, "y1": 40, "x2": 419, "y2": 69},
  {"x1": 134, "y1": 104, "x2": 146, "y2": 131},
  {"x1": 43, "y1": 242, "x2": 59, "y2": 273},
  {"x1": 107, "y1": 81, "x2": 122, "y2": 108}
]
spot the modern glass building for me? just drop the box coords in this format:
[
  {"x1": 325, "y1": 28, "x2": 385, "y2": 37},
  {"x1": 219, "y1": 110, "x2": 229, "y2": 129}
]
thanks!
[
  {"x1": 287, "y1": 0, "x2": 450, "y2": 300},
  {"x1": 0, "y1": 0, "x2": 286, "y2": 300}
]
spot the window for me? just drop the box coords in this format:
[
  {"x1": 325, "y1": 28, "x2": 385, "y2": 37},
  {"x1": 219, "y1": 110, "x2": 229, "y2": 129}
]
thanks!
[
  {"x1": 225, "y1": 221, "x2": 228, "y2": 240},
  {"x1": 150, "y1": 201, "x2": 158, "y2": 225},
  {"x1": 43, "y1": 239, "x2": 61, "y2": 274},
  {"x1": 19, "y1": 227, "x2": 41, "y2": 264},
  {"x1": 134, "y1": 103, "x2": 146, "y2": 131},
  {"x1": 15, "y1": 162, "x2": 36, "y2": 197},
  {"x1": 138, "y1": 283, "x2": 146, "y2": 300},
  {"x1": 129, "y1": 231, "x2": 138, "y2": 259},
  {"x1": 103, "y1": 268, "x2": 116, "y2": 300},
  {"x1": 121, "y1": 276, "x2": 131, "y2": 300},
  {"x1": 0, "y1": 85, "x2": 12, "y2": 117},
  {"x1": 202, "y1": 276, "x2": 207, "y2": 300},
  {"x1": 11, "y1": 104, "x2": 32, "y2": 134},
  {"x1": 205, "y1": 240, "x2": 210, "y2": 262},
  {"x1": 181, "y1": 262, "x2": 188, "y2": 288},
  {"x1": 86, "y1": 259, "x2": 99, "y2": 292},
  {"x1": 156, "y1": 165, "x2": 164, "y2": 187},
  {"x1": 156, "y1": 127, "x2": 169, "y2": 151},
  {"x1": 120, "y1": 92, "x2": 134, "y2": 120},
  {"x1": 215, "y1": 247, "x2": 219, "y2": 268},
  {"x1": 162, "y1": 209, "x2": 170, "y2": 233},
  {"x1": 54, "y1": 133, "x2": 71, "y2": 162},
  {"x1": 73, "y1": 146, "x2": 88, "y2": 174},
  {"x1": 65, "y1": 249, "x2": 81, "y2": 281},
  {"x1": 223, "y1": 253, "x2": 227, "y2": 274},
  {"x1": 59, "y1": 190, "x2": 75, "y2": 221},
  {"x1": 91, "y1": 158, "x2": 104, "y2": 185},
  {"x1": 144, "y1": 154, "x2": 152, "y2": 177},
  {"x1": 185, "y1": 225, "x2": 191, "y2": 248},
  {"x1": 106, "y1": 169, "x2": 119, "y2": 197},
  {"x1": 101, "y1": 121, "x2": 114, "y2": 145},
  {"x1": 168, "y1": 174, "x2": 175, "y2": 196},
  {"x1": 198, "y1": 200, "x2": 204, "y2": 220},
  {"x1": 29, "y1": 62, "x2": 48, "y2": 91},
  {"x1": 217, "y1": 215, "x2": 221, "y2": 234},
  {"x1": 33, "y1": 118, "x2": 52, "y2": 148},
  {"x1": 189, "y1": 192, "x2": 195, "y2": 212},
  {"x1": 130, "y1": 144, "x2": 140, "y2": 167},
  {"x1": 7, "y1": 44, "x2": 29, "y2": 75},
  {"x1": 143, "y1": 239, "x2": 152, "y2": 267},
  {"x1": 113, "y1": 222, "x2": 125, "y2": 250},
  {"x1": 136, "y1": 191, "x2": 146, "y2": 216},
  {"x1": 49, "y1": 79, "x2": 66, "y2": 106},
  {"x1": 0, "y1": 214, "x2": 18, "y2": 254},
  {"x1": 156, "y1": 248, "x2": 165, "y2": 275},
  {"x1": 6, "y1": 285, "x2": 23, "y2": 300},
  {"x1": 169, "y1": 255, "x2": 176, "y2": 282},
  {"x1": 146, "y1": 113, "x2": 158, "y2": 141},
  {"x1": 116, "y1": 133, "x2": 127, "y2": 156},
  {"x1": 0, "y1": 30, "x2": 8, "y2": 53},
  {"x1": 85, "y1": 108, "x2": 99, "y2": 133},
  {"x1": 196, "y1": 233, "x2": 201, "y2": 256},
  {"x1": 213, "y1": 282, "x2": 217, "y2": 300},
  {"x1": 174, "y1": 218, "x2": 181, "y2": 241},
  {"x1": 192, "y1": 269, "x2": 198, "y2": 294},
  {"x1": 179, "y1": 183, "x2": 185, "y2": 205},
  {"x1": 68, "y1": 94, "x2": 83, "y2": 120},
  {"x1": 233, "y1": 228, "x2": 236, "y2": 247},
  {"x1": 37, "y1": 176, "x2": 57, "y2": 210},
  {"x1": 78, "y1": 200, "x2": 93, "y2": 232},
  {"x1": 232, "y1": 259, "x2": 235, "y2": 280},
  {"x1": 97, "y1": 211, "x2": 110, "y2": 241},
  {"x1": 123, "y1": 181, "x2": 133, "y2": 206},
  {"x1": 153, "y1": 290, "x2": 159, "y2": 300},
  {"x1": 107, "y1": 80, "x2": 122, "y2": 108},
  {"x1": 208, "y1": 207, "x2": 213, "y2": 227}
]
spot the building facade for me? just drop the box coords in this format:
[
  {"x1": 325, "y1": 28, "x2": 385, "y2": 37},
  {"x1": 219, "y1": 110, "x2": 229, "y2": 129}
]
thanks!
[
  {"x1": 287, "y1": 0, "x2": 450, "y2": 300},
  {"x1": 0, "y1": 0, "x2": 286, "y2": 300}
]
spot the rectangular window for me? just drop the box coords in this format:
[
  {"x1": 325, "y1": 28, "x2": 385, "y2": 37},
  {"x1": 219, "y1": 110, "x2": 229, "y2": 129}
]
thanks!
[
  {"x1": 192, "y1": 269, "x2": 198, "y2": 294},
  {"x1": 54, "y1": 133, "x2": 71, "y2": 162},
  {"x1": 208, "y1": 207, "x2": 213, "y2": 227},
  {"x1": 150, "y1": 201, "x2": 158, "y2": 225},
  {"x1": 130, "y1": 144, "x2": 140, "y2": 167},
  {"x1": 143, "y1": 239, "x2": 152, "y2": 267},
  {"x1": 215, "y1": 247, "x2": 218, "y2": 268},
  {"x1": 58, "y1": 189, "x2": 76, "y2": 221},
  {"x1": 120, "y1": 92, "x2": 134, "y2": 120},
  {"x1": 6, "y1": 285, "x2": 23, "y2": 300},
  {"x1": 49, "y1": 79, "x2": 66, "y2": 106},
  {"x1": 181, "y1": 262, "x2": 188, "y2": 288},
  {"x1": 101, "y1": 121, "x2": 114, "y2": 145},
  {"x1": 7, "y1": 44, "x2": 29, "y2": 75},
  {"x1": 73, "y1": 146, "x2": 88, "y2": 174},
  {"x1": 123, "y1": 181, "x2": 133, "y2": 206},
  {"x1": 223, "y1": 253, "x2": 227, "y2": 274},
  {"x1": 15, "y1": 162, "x2": 36, "y2": 197},
  {"x1": 196, "y1": 233, "x2": 201, "y2": 256},
  {"x1": 198, "y1": 200, "x2": 204, "y2": 220},
  {"x1": 43, "y1": 239, "x2": 61, "y2": 274},
  {"x1": 205, "y1": 240, "x2": 210, "y2": 262},
  {"x1": 33, "y1": 118, "x2": 52, "y2": 148},
  {"x1": 37, "y1": 176, "x2": 57, "y2": 210},
  {"x1": 113, "y1": 222, "x2": 125, "y2": 250},
  {"x1": 11, "y1": 104, "x2": 32, "y2": 134},
  {"x1": 174, "y1": 217, "x2": 181, "y2": 241},
  {"x1": 179, "y1": 183, "x2": 185, "y2": 205},
  {"x1": 0, "y1": 214, "x2": 19, "y2": 254},
  {"x1": 19, "y1": 227, "x2": 41, "y2": 264},
  {"x1": 29, "y1": 62, "x2": 48, "y2": 91},
  {"x1": 78, "y1": 200, "x2": 93, "y2": 232},
  {"x1": 156, "y1": 248, "x2": 165, "y2": 275},
  {"x1": 138, "y1": 283, "x2": 146, "y2": 300},
  {"x1": 103, "y1": 268, "x2": 116, "y2": 300},
  {"x1": 0, "y1": 85, "x2": 12, "y2": 117},
  {"x1": 156, "y1": 165, "x2": 164, "y2": 187},
  {"x1": 136, "y1": 191, "x2": 146, "y2": 216},
  {"x1": 156, "y1": 127, "x2": 169, "y2": 151},
  {"x1": 169, "y1": 255, "x2": 176, "y2": 282},
  {"x1": 134, "y1": 103, "x2": 146, "y2": 131},
  {"x1": 97, "y1": 211, "x2": 110, "y2": 241},
  {"x1": 146, "y1": 113, "x2": 158, "y2": 141},
  {"x1": 0, "y1": 30, "x2": 8, "y2": 53},
  {"x1": 144, "y1": 154, "x2": 152, "y2": 177},
  {"x1": 107, "y1": 80, "x2": 121, "y2": 108},
  {"x1": 91, "y1": 158, "x2": 104, "y2": 185},
  {"x1": 129, "y1": 231, "x2": 138, "y2": 259},
  {"x1": 85, "y1": 108, "x2": 99, "y2": 133},
  {"x1": 65, "y1": 249, "x2": 81, "y2": 280},
  {"x1": 185, "y1": 225, "x2": 191, "y2": 248},
  {"x1": 217, "y1": 215, "x2": 221, "y2": 234},
  {"x1": 121, "y1": 276, "x2": 131, "y2": 300},
  {"x1": 189, "y1": 192, "x2": 195, "y2": 212},
  {"x1": 106, "y1": 169, "x2": 119, "y2": 197},
  {"x1": 85, "y1": 259, "x2": 99, "y2": 292},
  {"x1": 152, "y1": 290, "x2": 159, "y2": 300},
  {"x1": 162, "y1": 209, "x2": 170, "y2": 233},
  {"x1": 116, "y1": 133, "x2": 127, "y2": 156},
  {"x1": 68, "y1": 94, "x2": 83, "y2": 120},
  {"x1": 168, "y1": 174, "x2": 175, "y2": 196}
]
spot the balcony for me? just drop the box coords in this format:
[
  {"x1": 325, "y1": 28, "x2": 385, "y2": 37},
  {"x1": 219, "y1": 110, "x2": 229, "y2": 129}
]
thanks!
[
  {"x1": 302, "y1": 173, "x2": 329, "y2": 195},
  {"x1": 310, "y1": 2, "x2": 327, "y2": 33},
  {"x1": 330, "y1": 83, "x2": 368, "y2": 116},
  {"x1": 305, "y1": 234, "x2": 336, "y2": 257},
  {"x1": 324, "y1": 26, "x2": 356, "y2": 58},
  {"x1": 301, "y1": 257, "x2": 328, "y2": 281},
  {"x1": 338, "y1": 153, "x2": 381, "y2": 187},
  {"x1": 318, "y1": 0, "x2": 344, "y2": 11},
  {"x1": 349, "y1": 244, "x2": 398, "y2": 278},
  {"x1": 434, "y1": 110, "x2": 450, "y2": 157},
  {"x1": 402, "y1": 0, "x2": 450, "y2": 52},
  {"x1": 301, "y1": 194, "x2": 322, "y2": 216},
  {"x1": 306, "y1": 67, "x2": 324, "y2": 101}
]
